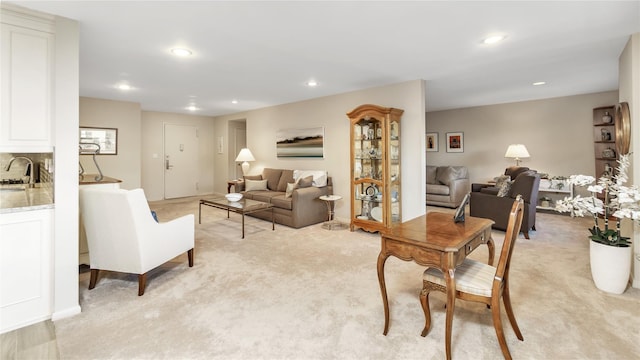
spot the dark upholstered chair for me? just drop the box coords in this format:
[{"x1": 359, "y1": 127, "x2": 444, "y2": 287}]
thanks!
[{"x1": 470, "y1": 170, "x2": 540, "y2": 239}]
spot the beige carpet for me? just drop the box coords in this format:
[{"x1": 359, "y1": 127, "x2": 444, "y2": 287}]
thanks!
[{"x1": 54, "y1": 198, "x2": 640, "y2": 359}]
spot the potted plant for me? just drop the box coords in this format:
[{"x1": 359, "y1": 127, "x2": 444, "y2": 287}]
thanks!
[{"x1": 555, "y1": 154, "x2": 640, "y2": 294}]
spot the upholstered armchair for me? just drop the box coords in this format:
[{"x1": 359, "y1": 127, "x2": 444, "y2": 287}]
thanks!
[
  {"x1": 80, "y1": 188, "x2": 194, "y2": 295},
  {"x1": 470, "y1": 170, "x2": 540, "y2": 239}
]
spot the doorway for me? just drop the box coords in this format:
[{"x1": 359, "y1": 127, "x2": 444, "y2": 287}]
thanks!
[
  {"x1": 164, "y1": 124, "x2": 199, "y2": 199},
  {"x1": 228, "y1": 120, "x2": 247, "y2": 180}
]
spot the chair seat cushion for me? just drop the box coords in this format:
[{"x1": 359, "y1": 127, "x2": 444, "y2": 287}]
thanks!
[{"x1": 423, "y1": 259, "x2": 496, "y2": 297}]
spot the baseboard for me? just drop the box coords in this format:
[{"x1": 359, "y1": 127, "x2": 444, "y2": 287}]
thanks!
[{"x1": 51, "y1": 305, "x2": 81, "y2": 322}]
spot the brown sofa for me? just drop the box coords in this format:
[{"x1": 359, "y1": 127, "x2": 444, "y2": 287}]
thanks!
[
  {"x1": 237, "y1": 168, "x2": 332, "y2": 228},
  {"x1": 470, "y1": 169, "x2": 540, "y2": 239},
  {"x1": 426, "y1": 166, "x2": 470, "y2": 208}
]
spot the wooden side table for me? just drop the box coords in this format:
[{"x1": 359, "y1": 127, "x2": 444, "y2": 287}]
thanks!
[
  {"x1": 319, "y1": 195, "x2": 347, "y2": 230},
  {"x1": 227, "y1": 180, "x2": 243, "y2": 193}
]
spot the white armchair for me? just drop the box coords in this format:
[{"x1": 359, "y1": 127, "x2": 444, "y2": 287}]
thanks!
[{"x1": 80, "y1": 188, "x2": 194, "y2": 296}]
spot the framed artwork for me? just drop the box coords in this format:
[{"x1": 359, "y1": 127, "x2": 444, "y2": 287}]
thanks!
[
  {"x1": 426, "y1": 132, "x2": 438, "y2": 152},
  {"x1": 79, "y1": 127, "x2": 118, "y2": 155},
  {"x1": 446, "y1": 132, "x2": 464, "y2": 153},
  {"x1": 276, "y1": 127, "x2": 324, "y2": 158}
]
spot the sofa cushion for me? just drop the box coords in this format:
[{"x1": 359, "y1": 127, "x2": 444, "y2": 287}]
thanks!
[
  {"x1": 247, "y1": 190, "x2": 282, "y2": 203},
  {"x1": 245, "y1": 179, "x2": 268, "y2": 191},
  {"x1": 297, "y1": 176, "x2": 313, "y2": 188},
  {"x1": 270, "y1": 194, "x2": 293, "y2": 210},
  {"x1": 277, "y1": 169, "x2": 295, "y2": 192},
  {"x1": 427, "y1": 166, "x2": 437, "y2": 185},
  {"x1": 428, "y1": 184, "x2": 450, "y2": 196},
  {"x1": 262, "y1": 168, "x2": 283, "y2": 191},
  {"x1": 285, "y1": 182, "x2": 297, "y2": 198},
  {"x1": 436, "y1": 166, "x2": 467, "y2": 186},
  {"x1": 243, "y1": 174, "x2": 262, "y2": 182}
]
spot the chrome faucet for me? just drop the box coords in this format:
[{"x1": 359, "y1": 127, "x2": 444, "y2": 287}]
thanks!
[{"x1": 4, "y1": 156, "x2": 35, "y2": 188}]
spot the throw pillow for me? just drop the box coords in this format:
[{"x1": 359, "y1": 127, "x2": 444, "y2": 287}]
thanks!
[
  {"x1": 494, "y1": 175, "x2": 510, "y2": 188},
  {"x1": 245, "y1": 179, "x2": 268, "y2": 191},
  {"x1": 497, "y1": 180, "x2": 513, "y2": 197},
  {"x1": 285, "y1": 182, "x2": 297, "y2": 198},
  {"x1": 297, "y1": 175, "x2": 313, "y2": 188},
  {"x1": 293, "y1": 170, "x2": 328, "y2": 187}
]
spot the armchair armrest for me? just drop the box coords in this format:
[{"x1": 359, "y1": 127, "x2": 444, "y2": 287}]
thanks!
[
  {"x1": 449, "y1": 178, "x2": 470, "y2": 205},
  {"x1": 140, "y1": 214, "x2": 195, "y2": 272}
]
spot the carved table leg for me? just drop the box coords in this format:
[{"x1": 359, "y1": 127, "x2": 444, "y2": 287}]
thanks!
[{"x1": 377, "y1": 252, "x2": 390, "y2": 335}]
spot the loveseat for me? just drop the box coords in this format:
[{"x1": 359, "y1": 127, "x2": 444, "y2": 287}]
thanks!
[
  {"x1": 237, "y1": 168, "x2": 332, "y2": 228},
  {"x1": 426, "y1": 165, "x2": 470, "y2": 208}
]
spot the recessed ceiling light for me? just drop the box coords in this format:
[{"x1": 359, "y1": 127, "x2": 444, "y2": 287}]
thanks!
[
  {"x1": 171, "y1": 48, "x2": 192, "y2": 57},
  {"x1": 186, "y1": 105, "x2": 198, "y2": 111},
  {"x1": 306, "y1": 80, "x2": 318, "y2": 87},
  {"x1": 116, "y1": 83, "x2": 131, "y2": 90},
  {"x1": 231, "y1": 99, "x2": 238, "y2": 104},
  {"x1": 482, "y1": 35, "x2": 507, "y2": 44},
  {"x1": 532, "y1": 81, "x2": 546, "y2": 86}
]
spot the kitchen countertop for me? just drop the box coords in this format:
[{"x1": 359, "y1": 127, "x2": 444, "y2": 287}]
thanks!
[
  {"x1": 79, "y1": 174, "x2": 122, "y2": 185},
  {"x1": 0, "y1": 183, "x2": 54, "y2": 213}
]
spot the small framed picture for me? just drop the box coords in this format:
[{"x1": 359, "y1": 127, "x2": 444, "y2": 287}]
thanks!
[
  {"x1": 446, "y1": 132, "x2": 464, "y2": 153},
  {"x1": 426, "y1": 132, "x2": 438, "y2": 152}
]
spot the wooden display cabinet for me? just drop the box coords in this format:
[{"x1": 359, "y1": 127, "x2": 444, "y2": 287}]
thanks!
[{"x1": 347, "y1": 104, "x2": 403, "y2": 232}]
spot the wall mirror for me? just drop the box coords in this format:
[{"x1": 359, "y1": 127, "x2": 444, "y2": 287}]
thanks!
[{"x1": 614, "y1": 102, "x2": 630, "y2": 155}]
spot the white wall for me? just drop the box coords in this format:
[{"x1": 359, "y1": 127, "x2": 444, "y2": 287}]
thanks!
[
  {"x1": 52, "y1": 15, "x2": 80, "y2": 321},
  {"x1": 79, "y1": 97, "x2": 141, "y2": 189},
  {"x1": 619, "y1": 33, "x2": 640, "y2": 288},
  {"x1": 426, "y1": 91, "x2": 619, "y2": 184},
  {"x1": 141, "y1": 111, "x2": 216, "y2": 201},
  {"x1": 214, "y1": 80, "x2": 426, "y2": 222}
]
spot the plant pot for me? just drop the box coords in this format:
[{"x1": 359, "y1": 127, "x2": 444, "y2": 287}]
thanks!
[{"x1": 589, "y1": 240, "x2": 632, "y2": 294}]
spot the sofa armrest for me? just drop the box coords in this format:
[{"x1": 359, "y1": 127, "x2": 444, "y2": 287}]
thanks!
[
  {"x1": 449, "y1": 178, "x2": 470, "y2": 205},
  {"x1": 291, "y1": 185, "x2": 332, "y2": 226}
]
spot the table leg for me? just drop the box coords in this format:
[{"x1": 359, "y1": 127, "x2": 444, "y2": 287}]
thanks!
[
  {"x1": 444, "y1": 268, "x2": 456, "y2": 360},
  {"x1": 242, "y1": 213, "x2": 245, "y2": 239},
  {"x1": 227, "y1": 183, "x2": 232, "y2": 193},
  {"x1": 376, "y1": 251, "x2": 390, "y2": 335},
  {"x1": 198, "y1": 201, "x2": 202, "y2": 224},
  {"x1": 271, "y1": 207, "x2": 275, "y2": 231}
]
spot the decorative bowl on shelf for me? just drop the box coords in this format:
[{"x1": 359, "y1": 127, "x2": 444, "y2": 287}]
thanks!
[{"x1": 225, "y1": 193, "x2": 243, "y2": 202}]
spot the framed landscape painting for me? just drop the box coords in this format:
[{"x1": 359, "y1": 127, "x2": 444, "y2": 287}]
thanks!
[
  {"x1": 276, "y1": 127, "x2": 324, "y2": 158},
  {"x1": 426, "y1": 132, "x2": 438, "y2": 152},
  {"x1": 446, "y1": 132, "x2": 464, "y2": 153}
]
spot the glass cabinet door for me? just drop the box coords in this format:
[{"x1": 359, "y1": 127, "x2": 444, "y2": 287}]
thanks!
[{"x1": 389, "y1": 119, "x2": 401, "y2": 225}]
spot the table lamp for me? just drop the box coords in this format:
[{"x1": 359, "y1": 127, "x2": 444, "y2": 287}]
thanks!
[
  {"x1": 504, "y1": 144, "x2": 530, "y2": 166},
  {"x1": 235, "y1": 148, "x2": 255, "y2": 176}
]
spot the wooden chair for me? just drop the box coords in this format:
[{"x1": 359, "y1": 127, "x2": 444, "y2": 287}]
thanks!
[
  {"x1": 80, "y1": 188, "x2": 194, "y2": 295},
  {"x1": 420, "y1": 197, "x2": 525, "y2": 360}
]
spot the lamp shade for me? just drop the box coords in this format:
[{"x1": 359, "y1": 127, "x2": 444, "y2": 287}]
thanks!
[
  {"x1": 235, "y1": 148, "x2": 255, "y2": 162},
  {"x1": 504, "y1": 144, "x2": 530, "y2": 165},
  {"x1": 235, "y1": 148, "x2": 255, "y2": 176}
]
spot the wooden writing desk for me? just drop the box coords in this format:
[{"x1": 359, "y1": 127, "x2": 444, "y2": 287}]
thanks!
[{"x1": 377, "y1": 212, "x2": 495, "y2": 360}]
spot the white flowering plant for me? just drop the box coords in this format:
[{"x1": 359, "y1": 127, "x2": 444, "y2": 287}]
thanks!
[{"x1": 555, "y1": 154, "x2": 640, "y2": 247}]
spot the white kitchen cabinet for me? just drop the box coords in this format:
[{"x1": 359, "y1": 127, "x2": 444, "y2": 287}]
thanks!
[
  {"x1": 1, "y1": 6, "x2": 54, "y2": 149},
  {"x1": 0, "y1": 209, "x2": 52, "y2": 333}
]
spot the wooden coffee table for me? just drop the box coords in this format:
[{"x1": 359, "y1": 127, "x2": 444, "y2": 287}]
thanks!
[{"x1": 198, "y1": 195, "x2": 274, "y2": 238}]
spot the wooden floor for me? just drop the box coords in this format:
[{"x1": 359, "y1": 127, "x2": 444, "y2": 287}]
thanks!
[{"x1": 0, "y1": 320, "x2": 59, "y2": 360}]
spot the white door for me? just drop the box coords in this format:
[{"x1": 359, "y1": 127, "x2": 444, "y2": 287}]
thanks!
[{"x1": 164, "y1": 124, "x2": 199, "y2": 199}]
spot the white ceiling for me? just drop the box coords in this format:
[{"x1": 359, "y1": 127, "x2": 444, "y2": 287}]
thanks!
[{"x1": 11, "y1": 1, "x2": 640, "y2": 117}]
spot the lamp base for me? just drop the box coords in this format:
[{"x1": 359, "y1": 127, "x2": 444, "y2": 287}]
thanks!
[{"x1": 241, "y1": 162, "x2": 250, "y2": 176}]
